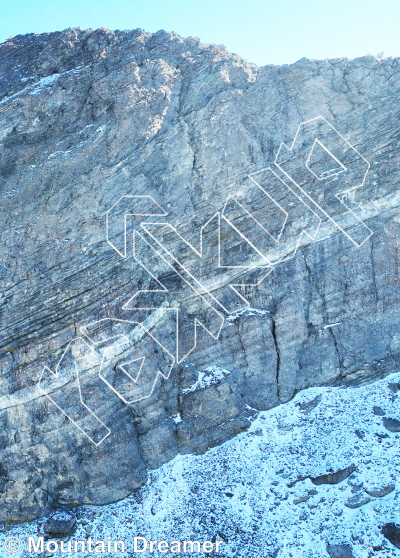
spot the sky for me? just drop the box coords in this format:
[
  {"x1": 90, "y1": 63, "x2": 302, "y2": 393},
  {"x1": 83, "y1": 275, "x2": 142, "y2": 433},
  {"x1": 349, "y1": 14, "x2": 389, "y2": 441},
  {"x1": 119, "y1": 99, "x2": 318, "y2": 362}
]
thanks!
[{"x1": 1, "y1": 0, "x2": 399, "y2": 67}]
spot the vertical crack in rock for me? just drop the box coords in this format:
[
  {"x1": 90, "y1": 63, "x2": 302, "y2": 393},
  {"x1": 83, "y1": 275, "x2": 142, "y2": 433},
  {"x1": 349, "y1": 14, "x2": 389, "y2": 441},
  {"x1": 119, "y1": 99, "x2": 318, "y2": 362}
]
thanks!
[
  {"x1": 303, "y1": 252, "x2": 342, "y2": 372},
  {"x1": 271, "y1": 312, "x2": 281, "y2": 397},
  {"x1": 370, "y1": 230, "x2": 379, "y2": 307},
  {"x1": 274, "y1": 293, "x2": 308, "y2": 402}
]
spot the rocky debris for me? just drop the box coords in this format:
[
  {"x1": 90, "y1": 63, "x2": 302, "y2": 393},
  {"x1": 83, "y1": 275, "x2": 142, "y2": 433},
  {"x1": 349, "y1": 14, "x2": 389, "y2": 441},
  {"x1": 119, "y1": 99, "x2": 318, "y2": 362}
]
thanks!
[
  {"x1": 293, "y1": 495, "x2": 309, "y2": 505},
  {"x1": 382, "y1": 523, "x2": 400, "y2": 549},
  {"x1": 344, "y1": 493, "x2": 371, "y2": 509},
  {"x1": 372, "y1": 406, "x2": 385, "y2": 416},
  {"x1": 311, "y1": 465, "x2": 356, "y2": 486},
  {"x1": 43, "y1": 512, "x2": 76, "y2": 535},
  {"x1": 286, "y1": 474, "x2": 308, "y2": 488},
  {"x1": 374, "y1": 432, "x2": 389, "y2": 439},
  {"x1": 247, "y1": 428, "x2": 263, "y2": 436},
  {"x1": 293, "y1": 489, "x2": 317, "y2": 505},
  {"x1": 326, "y1": 544, "x2": 355, "y2": 558},
  {"x1": 277, "y1": 425, "x2": 294, "y2": 432},
  {"x1": 2, "y1": 375, "x2": 399, "y2": 557},
  {"x1": 296, "y1": 395, "x2": 322, "y2": 412},
  {"x1": 354, "y1": 429, "x2": 365, "y2": 439},
  {"x1": 365, "y1": 484, "x2": 395, "y2": 498},
  {"x1": 382, "y1": 417, "x2": 400, "y2": 432},
  {"x1": 349, "y1": 482, "x2": 363, "y2": 494}
]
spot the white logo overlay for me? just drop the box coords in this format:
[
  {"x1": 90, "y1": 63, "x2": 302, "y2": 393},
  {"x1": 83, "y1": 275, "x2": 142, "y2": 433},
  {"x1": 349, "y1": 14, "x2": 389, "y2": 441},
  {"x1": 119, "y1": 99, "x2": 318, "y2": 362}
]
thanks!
[
  {"x1": 39, "y1": 116, "x2": 372, "y2": 445},
  {"x1": 4, "y1": 536, "x2": 21, "y2": 554}
]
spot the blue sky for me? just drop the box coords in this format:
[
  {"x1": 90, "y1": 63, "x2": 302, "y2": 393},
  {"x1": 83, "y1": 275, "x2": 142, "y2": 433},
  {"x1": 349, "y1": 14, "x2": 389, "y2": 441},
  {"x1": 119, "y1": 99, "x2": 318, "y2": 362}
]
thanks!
[{"x1": 1, "y1": 0, "x2": 398, "y2": 66}]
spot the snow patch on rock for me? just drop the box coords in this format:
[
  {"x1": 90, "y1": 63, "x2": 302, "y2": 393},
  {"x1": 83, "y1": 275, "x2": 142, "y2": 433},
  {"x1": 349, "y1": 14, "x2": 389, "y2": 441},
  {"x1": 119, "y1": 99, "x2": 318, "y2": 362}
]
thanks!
[
  {"x1": 182, "y1": 365, "x2": 232, "y2": 394},
  {"x1": 226, "y1": 307, "x2": 271, "y2": 321}
]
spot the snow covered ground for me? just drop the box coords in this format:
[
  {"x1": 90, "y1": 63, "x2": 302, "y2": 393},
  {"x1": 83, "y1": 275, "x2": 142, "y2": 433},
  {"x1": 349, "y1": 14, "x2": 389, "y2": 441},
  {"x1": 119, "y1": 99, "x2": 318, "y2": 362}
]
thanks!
[{"x1": 2, "y1": 373, "x2": 400, "y2": 557}]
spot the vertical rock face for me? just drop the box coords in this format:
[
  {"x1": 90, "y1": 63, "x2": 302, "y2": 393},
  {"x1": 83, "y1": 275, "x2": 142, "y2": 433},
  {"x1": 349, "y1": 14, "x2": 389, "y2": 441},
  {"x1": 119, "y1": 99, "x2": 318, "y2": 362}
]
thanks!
[
  {"x1": 274, "y1": 294, "x2": 308, "y2": 402},
  {"x1": 0, "y1": 27, "x2": 400, "y2": 520}
]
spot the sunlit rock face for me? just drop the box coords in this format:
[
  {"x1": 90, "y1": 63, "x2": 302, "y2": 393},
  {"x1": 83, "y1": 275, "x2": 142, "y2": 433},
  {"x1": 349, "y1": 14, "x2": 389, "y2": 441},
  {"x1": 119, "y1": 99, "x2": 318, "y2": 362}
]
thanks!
[{"x1": 0, "y1": 27, "x2": 400, "y2": 521}]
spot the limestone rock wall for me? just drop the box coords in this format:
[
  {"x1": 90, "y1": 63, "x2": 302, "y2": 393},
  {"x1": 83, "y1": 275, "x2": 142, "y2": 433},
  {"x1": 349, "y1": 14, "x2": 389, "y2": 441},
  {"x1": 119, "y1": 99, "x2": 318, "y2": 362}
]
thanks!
[{"x1": 0, "y1": 28, "x2": 400, "y2": 520}]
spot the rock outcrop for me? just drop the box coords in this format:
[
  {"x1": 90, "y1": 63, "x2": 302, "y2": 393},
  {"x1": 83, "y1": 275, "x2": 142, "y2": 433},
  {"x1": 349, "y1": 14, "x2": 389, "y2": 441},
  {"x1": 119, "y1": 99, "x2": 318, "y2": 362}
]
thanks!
[{"x1": 0, "y1": 27, "x2": 400, "y2": 520}]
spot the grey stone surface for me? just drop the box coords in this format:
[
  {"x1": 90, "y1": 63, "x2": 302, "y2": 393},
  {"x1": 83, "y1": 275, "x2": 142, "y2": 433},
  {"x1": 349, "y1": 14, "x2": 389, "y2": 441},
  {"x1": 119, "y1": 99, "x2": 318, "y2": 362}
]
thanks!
[
  {"x1": 382, "y1": 417, "x2": 400, "y2": 432},
  {"x1": 372, "y1": 405, "x2": 385, "y2": 416},
  {"x1": 43, "y1": 511, "x2": 76, "y2": 535},
  {"x1": 382, "y1": 523, "x2": 400, "y2": 549},
  {"x1": 296, "y1": 394, "x2": 322, "y2": 412},
  {"x1": 0, "y1": 27, "x2": 400, "y2": 520},
  {"x1": 344, "y1": 493, "x2": 371, "y2": 509},
  {"x1": 388, "y1": 382, "x2": 400, "y2": 392},
  {"x1": 326, "y1": 544, "x2": 355, "y2": 558},
  {"x1": 364, "y1": 483, "x2": 395, "y2": 498},
  {"x1": 293, "y1": 488, "x2": 317, "y2": 505},
  {"x1": 311, "y1": 465, "x2": 356, "y2": 486}
]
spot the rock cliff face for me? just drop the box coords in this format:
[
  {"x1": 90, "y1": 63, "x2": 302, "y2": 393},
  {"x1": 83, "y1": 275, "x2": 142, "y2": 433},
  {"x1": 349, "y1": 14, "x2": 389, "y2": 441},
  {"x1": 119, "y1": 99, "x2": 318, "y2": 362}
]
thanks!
[{"x1": 0, "y1": 27, "x2": 400, "y2": 521}]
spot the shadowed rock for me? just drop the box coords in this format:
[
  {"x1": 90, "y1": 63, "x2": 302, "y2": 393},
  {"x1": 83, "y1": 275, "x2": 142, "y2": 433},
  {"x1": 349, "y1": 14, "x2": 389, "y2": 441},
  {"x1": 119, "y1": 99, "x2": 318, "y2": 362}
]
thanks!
[
  {"x1": 44, "y1": 512, "x2": 76, "y2": 535},
  {"x1": 293, "y1": 488, "x2": 317, "y2": 504},
  {"x1": 373, "y1": 406, "x2": 385, "y2": 416},
  {"x1": 344, "y1": 493, "x2": 371, "y2": 509},
  {"x1": 382, "y1": 524, "x2": 400, "y2": 549},
  {"x1": 296, "y1": 394, "x2": 322, "y2": 412},
  {"x1": 326, "y1": 544, "x2": 355, "y2": 558},
  {"x1": 388, "y1": 383, "x2": 400, "y2": 393},
  {"x1": 311, "y1": 465, "x2": 356, "y2": 486},
  {"x1": 365, "y1": 484, "x2": 394, "y2": 498},
  {"x1": 382, "y1": 417, "x2": 400, "y2": 432}
]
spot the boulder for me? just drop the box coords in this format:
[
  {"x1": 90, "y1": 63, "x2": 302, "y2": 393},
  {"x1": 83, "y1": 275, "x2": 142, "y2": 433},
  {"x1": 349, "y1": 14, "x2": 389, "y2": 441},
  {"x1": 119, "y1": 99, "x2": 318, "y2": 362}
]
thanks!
[
  {"x1": 311, "y1": 465, "x2": 356, "y2": 486},
  {"x1": 344, "y1": 494, "x2": 371, "y2": 509},
  {"x1": 326, "y1": 544, "x2": 355, "y2": 558},
  {"x1": 365, "y1": 484, "x2": 395, "y2": 498},
  {"x1": 382, "y1": 417, "x2": 400, "y2": 432},
  {"x1": 382, "y1": 524, "x2": 400, "y2": 549},
  {"x1": 43, "y1": 512, "x2": 76, "y2": 535}
]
